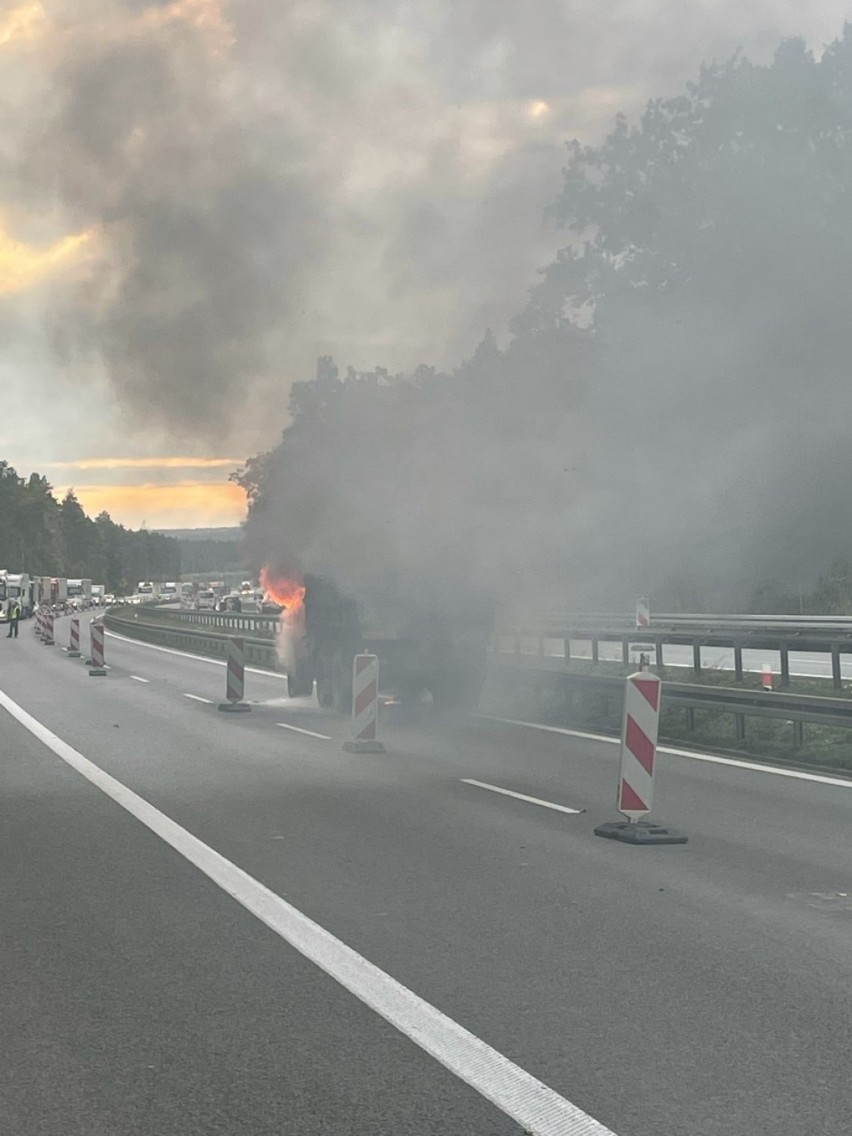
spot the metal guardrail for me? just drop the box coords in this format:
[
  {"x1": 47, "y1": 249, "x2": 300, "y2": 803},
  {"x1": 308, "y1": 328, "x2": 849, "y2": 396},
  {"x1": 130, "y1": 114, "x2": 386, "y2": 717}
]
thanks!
[
  {"x1": 105, "y1": 607, "x2": 282, "y2": 671},
  {"x1": 110, "y1": 605, "x2": 852, "y2": 750},
  {"x1": 140, "y1": 605, "x2": 280, "y2": 639},
  {"x1": 498, "y1": 619, "x2": 852, "y2": 689},
  {"x1": 490, "y1": 655, "x2": 852, "y2": 751}
]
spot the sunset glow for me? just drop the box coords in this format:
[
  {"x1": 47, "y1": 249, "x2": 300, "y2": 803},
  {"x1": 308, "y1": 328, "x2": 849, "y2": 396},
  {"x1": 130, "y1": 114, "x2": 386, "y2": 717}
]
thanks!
[
  {"x1": 45, "y1": 457, "x2": 240, "y2": 471},
  {"x1": 60, "y1": 480, "x2": 246, "y2": 530},
  {"x1": 0, "y1": 0, "x2": 46, "y2": 49},
  {"x1": 0, "y1": 223, "x2": 94, "y2": 295}
]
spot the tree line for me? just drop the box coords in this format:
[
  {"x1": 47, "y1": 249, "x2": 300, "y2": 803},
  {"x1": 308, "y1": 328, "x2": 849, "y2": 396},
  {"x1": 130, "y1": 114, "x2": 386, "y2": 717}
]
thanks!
[{"x1": 0, "y1": 461, "x2": 180, "y2": 592}]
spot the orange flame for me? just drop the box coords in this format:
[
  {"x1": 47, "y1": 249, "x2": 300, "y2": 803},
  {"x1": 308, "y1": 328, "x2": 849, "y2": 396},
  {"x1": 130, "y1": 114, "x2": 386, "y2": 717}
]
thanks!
[{"x1": 259, "y1": 566, "x2": 305, "y2": 622}]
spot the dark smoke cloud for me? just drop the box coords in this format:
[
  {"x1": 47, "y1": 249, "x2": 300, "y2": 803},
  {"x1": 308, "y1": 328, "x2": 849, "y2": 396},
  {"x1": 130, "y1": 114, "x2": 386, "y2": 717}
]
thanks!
[{"x1": 4, "y1": 0, "x2": 850, "y2": 461}]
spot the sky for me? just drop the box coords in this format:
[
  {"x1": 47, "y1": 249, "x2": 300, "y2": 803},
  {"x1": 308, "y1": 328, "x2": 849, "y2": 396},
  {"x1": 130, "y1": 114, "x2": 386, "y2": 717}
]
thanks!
[{"x1": 0, "y1": 0, "x2": 849, "y2": 529}]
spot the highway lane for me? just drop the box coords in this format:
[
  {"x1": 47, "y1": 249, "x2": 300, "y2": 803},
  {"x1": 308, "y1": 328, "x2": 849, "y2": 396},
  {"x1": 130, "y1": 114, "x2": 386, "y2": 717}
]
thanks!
[{"x1": 3, "y1": 617, "x2": 852, "y2": 1134}]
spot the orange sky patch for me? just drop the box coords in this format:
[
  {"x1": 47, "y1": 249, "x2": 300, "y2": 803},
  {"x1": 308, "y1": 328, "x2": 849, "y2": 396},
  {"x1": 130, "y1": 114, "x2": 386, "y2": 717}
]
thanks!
[
  {"x1": 62, "y1": 480, "x2": 246, "y2": 530},
  {"x1": 45, "y1": 457, "x2": 240, "y2": 471},
  {"x1": 0, "y1": 222, "x2": 94, "y2": 295},
  {"x1": 0, "y1": 0, "x2": 46, "y2": 49}
]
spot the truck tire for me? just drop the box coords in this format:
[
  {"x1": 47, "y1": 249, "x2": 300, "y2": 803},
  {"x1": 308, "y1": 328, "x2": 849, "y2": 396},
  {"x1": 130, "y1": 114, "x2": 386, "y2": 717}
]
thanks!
[{"x1": 287, "y1": 661, "x2": 314, "y2": 698}]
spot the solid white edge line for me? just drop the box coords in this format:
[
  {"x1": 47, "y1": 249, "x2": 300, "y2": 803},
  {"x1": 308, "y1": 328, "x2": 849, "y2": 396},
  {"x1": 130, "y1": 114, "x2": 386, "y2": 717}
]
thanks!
[
  {"x1": 479, "y1": 715, "x2": 852, "y2": 789},
  {"x1": 129, "y1": 675, "x2": 150, "y2": 683},
  {"x1": 276, "y1": 722, "x2": 332, "y2": 741},
  {"x1": 105, "y1": 630, "x2": 287, "y2": 679},
  {"x1": 183, "y1": 693, "x2": 214, "y2": 705},
  {"x1": 461, "y1": 779, "x2": 582, "y2": 815},
  {"x1": 0, "y1": 688, "x2": 615, "y2": 1136}
]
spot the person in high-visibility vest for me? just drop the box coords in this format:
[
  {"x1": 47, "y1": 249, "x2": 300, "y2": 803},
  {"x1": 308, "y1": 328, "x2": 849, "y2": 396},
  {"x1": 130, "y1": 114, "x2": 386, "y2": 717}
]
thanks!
[{"x1": 6, "y1": 599, "x2": 21, "y2": 638}]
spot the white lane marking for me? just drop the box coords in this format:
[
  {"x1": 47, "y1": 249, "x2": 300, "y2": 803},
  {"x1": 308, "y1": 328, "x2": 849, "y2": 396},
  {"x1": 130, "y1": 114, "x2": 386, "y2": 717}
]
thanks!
[
  {"x1": 461, "y1": 779, "x2": 582, "y2": 815},
  {"x1": 129, "y1": 675, "x2": 150, "y2": 684},
  {"x1": 0, "y1": 689, "x2": 615, "y2": 1136},
  {"x1": 105, "y1": 631, "x2": 287, "y2": 680},
  {"x1": 183, "y1": 693, "x2": 214, "y2": 705},
  {"x1": 480, "y1": 716, "x2": 852, "y2": 789},
  {"x1": 276, "y1": 722, "x2": 332, "y2": 741}
]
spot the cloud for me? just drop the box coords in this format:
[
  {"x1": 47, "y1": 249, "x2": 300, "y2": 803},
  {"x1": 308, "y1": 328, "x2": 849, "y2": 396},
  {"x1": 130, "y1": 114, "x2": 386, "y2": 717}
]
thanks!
[
  {"x1": 0, "y1": 220, "x2": 93, "y2": 294},
  {"x1": 0, "y1": 1, "x2": 46, "y2": 49},
  {"x1": 2, "y1": 0, "x2": 851, "y2": 465}
]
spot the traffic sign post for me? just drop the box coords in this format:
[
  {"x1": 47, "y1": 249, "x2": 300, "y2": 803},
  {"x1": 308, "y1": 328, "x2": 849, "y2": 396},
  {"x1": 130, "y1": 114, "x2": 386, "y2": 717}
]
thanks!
[
  {"x1": 343, "y1": 654, "x2": 386, "y2": 753},
  {"x1": 594, "y1": 671, "x2": 687, "y2": 845}
]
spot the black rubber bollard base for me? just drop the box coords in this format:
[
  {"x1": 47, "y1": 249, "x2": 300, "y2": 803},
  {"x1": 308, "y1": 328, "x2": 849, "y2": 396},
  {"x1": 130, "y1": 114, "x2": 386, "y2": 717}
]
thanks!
[
  {"x1": 594, "y1": 820, "x2": 688, "y2": 845},
  {"x1": 343, "y1": 740, "x2": 386, "y2": 753},
  {"x1": 88, "y1": 667, "x2": 107, "y2": 677},
  {"x1": 218, "y1": 701, "x2": 251, "y2": 713},
  {"x1": 66, "y1": 650, "x2": 81, "y2": 658}
]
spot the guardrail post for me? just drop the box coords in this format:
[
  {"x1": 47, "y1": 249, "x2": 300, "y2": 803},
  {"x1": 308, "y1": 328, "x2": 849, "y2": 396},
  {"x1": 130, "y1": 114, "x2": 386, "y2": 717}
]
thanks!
[
  {"x1": 832, "y1": 645, "x2": 842, "y2": 690},
  {"x1": 654, "y1": 636, "x2": 664, "y2": 670},
  {"x1": 563, "y1": 636, "x2": 571, "y2": 665},
  {"x1": 780, "y1": 648, "x2": 790, "y2": 688},
  {"x1": 685, "y1": 706, "x2": 695, "y2": 733},
  {"x1": 792, "y1": 718, "x2": 804, "y2": 748},
  {"x1": 591, "y1": 638, "x2": 599, "y2": 666},
  {"x1": 735, "y1": 713, "x2": 746, "y2": 742},
  {"x1": 734, "y1": 645, "x2": 744, "y2": 683},
  {"x1": 622, "y1": 639, "x2": 629, "y2": 667},
  {"x1": 692, "y1": 639, "x2": 701, "y2": 676}
]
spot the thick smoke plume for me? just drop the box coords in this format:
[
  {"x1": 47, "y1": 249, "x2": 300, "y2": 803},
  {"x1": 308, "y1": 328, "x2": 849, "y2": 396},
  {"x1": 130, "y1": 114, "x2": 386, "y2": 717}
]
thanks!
[
  {"x1": 242, "y1": 31, "x2": 852, "y2": 614},
  {"x1": 6, "y1": 1, "x2": 847, "y2": 451}
]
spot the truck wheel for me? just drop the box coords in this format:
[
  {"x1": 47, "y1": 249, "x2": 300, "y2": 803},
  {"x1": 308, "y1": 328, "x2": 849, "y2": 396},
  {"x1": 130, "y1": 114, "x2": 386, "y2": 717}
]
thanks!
[{"x1": 287, "y1": 661, "x2": 314, "y2": 698}]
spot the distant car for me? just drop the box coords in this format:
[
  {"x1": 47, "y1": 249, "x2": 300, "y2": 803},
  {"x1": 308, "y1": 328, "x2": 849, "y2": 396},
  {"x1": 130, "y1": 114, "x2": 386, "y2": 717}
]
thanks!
[
  {"x1": 196, "y1": 590, "x2": 216, "y2": 610},
  {"x1": 260, "y1": 599, "x2": 283, "y2": 614}
]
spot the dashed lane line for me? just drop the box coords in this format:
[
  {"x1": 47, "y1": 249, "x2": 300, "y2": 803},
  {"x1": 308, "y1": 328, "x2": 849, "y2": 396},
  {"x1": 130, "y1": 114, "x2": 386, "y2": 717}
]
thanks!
[
  {"x1": 276, "y1": 722, "x2": 332, "y2": 741},
  {"x1": 129, "y1": 675, "x2": 150, "y2": 683},
  {"x1": 183, "y1": 693, "x2": 214, "y2": 705},
  {"x1": 461, "y1": 778, "x2": 583, "y2": 815}
]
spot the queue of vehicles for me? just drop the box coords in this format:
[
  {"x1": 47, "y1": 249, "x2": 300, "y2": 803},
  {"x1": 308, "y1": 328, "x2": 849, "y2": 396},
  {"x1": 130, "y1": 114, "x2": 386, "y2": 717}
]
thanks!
[{"x1": 0, "y1": 573, "x2": 108, "y2": 621}]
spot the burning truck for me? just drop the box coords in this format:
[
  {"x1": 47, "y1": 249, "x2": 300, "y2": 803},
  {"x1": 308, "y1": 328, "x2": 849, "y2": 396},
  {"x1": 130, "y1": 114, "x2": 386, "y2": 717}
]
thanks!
[
  {"x1": 236, "y1": 358, "x2": 530, "y2": 713},
  {"x1": 260, "y1": 566, "x2": 492, "y2": 712}
]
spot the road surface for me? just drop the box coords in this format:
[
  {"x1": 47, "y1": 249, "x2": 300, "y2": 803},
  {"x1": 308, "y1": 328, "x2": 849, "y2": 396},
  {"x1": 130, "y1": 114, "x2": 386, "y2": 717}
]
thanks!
[{"x1": 2, "y1": 615, "x2": 852, "y2": 1134}]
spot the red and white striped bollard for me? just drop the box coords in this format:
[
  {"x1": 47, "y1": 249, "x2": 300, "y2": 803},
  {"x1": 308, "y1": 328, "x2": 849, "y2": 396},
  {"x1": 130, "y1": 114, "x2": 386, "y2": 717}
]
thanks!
[
  {"x1": 594, "y1": 671, "x2": 686, "y2": 844},
  {"x1": 218, "y1": 637, "x2": 251, "y2": 712},
  {"x1": 67, "y1": 616, "x2": 81, "y2": 658},
  {"x1": 88, "y1": 620, "x2": 107, "y2": 676},
  {"x1": 43, "y1": 609, "x2": 55, "y2": 646},
  {"x1": 343, "y1": 653, "x2": 385, "y2": 753}
]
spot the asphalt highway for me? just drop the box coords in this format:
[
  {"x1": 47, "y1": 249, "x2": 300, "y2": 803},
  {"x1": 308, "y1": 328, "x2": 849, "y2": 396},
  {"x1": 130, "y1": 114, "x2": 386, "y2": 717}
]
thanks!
[{"x1": 2, "y1": 615, "x2": 852, "y2": 1135}]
